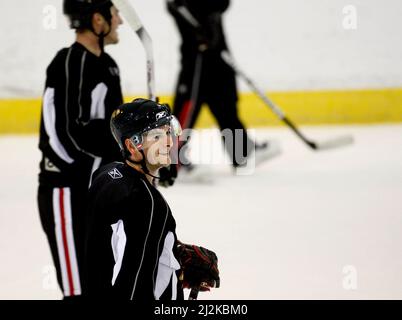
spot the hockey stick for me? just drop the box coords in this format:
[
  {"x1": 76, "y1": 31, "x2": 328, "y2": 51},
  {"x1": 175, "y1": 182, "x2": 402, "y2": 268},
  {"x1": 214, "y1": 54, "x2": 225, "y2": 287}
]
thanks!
[
  {"x1": 167, "y1": 0, "x2": 201, "y2": 29},
  {"x1": 113, "y1": 0, "x2": 156, "y2": 101},
  {"x1": 188, "y1": 287, "x2": 199, "y2": 300},
  {"x1": 221, "y1": 51, "x2": 354, "y2": 151}
]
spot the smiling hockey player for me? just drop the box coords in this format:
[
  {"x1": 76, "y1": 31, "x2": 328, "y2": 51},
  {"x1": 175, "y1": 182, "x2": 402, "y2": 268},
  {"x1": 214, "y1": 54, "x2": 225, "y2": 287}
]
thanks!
[{"x1": 84, "y1": 98, "x2": 220, "y2": 299}]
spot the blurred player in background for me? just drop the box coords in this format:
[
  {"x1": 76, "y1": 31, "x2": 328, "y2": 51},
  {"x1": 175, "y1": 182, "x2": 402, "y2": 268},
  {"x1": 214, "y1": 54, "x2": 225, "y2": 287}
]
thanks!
[
  {"x1": 37, "y1": 0, "x2": 123, "y2": 299},
  {"x1": 159, "y1": 0, "x2": 281, "y2": 186}
]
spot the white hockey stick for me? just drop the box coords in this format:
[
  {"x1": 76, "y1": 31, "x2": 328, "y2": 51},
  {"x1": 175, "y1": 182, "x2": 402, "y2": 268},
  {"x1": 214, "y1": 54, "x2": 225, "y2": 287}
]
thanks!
[
  {"x1": 221, "y1": 51, "x2": 354, "y2": 151},
  {"x1": 167, "y1": 0, "x2": 200, "y2": 28},
  {"x1": 113, "y1": 0, "x2": 156, "y2": 101}
]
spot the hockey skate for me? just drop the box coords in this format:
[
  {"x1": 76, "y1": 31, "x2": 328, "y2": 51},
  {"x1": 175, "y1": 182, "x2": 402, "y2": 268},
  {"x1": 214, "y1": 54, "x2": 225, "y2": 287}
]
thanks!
[
  {"x1": 234, "y1": 140, "x2": 282, "y2": 175},
  {"x1": 254, "y1": 140, "x2": 282, "y2": 166},
  {"x1": 176, "y1": 163, "x2": 215, "y2": 184}
]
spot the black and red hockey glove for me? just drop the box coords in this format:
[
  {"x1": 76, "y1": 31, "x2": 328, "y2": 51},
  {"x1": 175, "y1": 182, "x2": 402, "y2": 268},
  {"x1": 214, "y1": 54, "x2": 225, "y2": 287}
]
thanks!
[
  {"x1": 177, "y1": 242, "x2": 220, "y2": 292},
  {"x1": 158, "y1": 164, "x2": 178, "y2": 187}
]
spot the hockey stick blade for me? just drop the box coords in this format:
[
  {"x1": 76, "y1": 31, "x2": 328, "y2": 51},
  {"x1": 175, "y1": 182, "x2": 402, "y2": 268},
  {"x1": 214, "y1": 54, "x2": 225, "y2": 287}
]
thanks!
[{"x1": 313, "y1": 135, "x2": 354, "y2": 151}]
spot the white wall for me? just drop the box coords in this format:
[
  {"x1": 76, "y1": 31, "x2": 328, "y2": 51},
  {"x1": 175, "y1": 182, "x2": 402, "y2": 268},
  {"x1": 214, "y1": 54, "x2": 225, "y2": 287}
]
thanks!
[{"x1": 1, "y1": 0, "x2": 402, "y2": 98}]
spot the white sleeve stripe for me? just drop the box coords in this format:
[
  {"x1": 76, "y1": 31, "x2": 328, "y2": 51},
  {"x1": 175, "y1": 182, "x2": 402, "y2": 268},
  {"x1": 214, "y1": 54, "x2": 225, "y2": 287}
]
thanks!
[
  {"x1": 89, "y1": 83, "x2": 108, "y2": 120},
  {"x1": 88, "y1": 156, "x2": 102, "y2": 188},
  {"x1": 154, "y1": 232, "x2": 180, "y2": 300},
  {"x1": 111, "y1": 219, "x2": 127, "y2": 286},
  {"x1": 130, "y1": 179, "x2": 155, "y2": 300},
  {"x1": 43, "y1": 88, "x2": 74, "y2": 164},
  {"x1": 152, "y1": 204, "x2": 169, "y2": 296}
]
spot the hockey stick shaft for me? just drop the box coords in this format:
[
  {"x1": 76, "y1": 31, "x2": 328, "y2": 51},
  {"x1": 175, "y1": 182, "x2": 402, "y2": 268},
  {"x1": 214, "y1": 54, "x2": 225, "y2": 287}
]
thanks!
[
  {"x1": 189, "y1": 287, "x2": 200, "y2": 300},
  {"x1": 167, "y1": 0, "x2": 201, "y2": 29},
  {"x1": 221, "y1": 52, "x2": 285, "y2": 120},
  {"x1": 113, "y1": 0, "x2": 156, "y2": 101},
  {"x1": 221, "y1": 52, "x2": 355, "y2": 150},
  {"x1": 221, "y1": 51, "x2": 320, "y2": 149}
]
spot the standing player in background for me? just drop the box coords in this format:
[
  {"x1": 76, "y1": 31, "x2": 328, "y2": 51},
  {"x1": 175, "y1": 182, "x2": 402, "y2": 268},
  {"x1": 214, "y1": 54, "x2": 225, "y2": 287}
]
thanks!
[
  {"x1": 37, "y1": 0, "x2": 123, "y2": 299},
  {"x1": 160, "y1": 0, "x2": 281, "y2": 186}
]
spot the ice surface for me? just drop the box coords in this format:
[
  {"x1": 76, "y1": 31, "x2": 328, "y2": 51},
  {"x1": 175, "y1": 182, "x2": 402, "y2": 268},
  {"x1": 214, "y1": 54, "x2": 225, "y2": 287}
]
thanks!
[{"x1": 1, "y1": 124, "x2": 401, "y2": 299}]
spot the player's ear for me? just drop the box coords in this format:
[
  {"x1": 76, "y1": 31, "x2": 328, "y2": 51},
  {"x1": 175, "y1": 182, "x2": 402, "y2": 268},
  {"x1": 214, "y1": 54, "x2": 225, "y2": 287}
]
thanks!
[{"x1": 92, "y1": 12, "x2": 105, "y2": 30}]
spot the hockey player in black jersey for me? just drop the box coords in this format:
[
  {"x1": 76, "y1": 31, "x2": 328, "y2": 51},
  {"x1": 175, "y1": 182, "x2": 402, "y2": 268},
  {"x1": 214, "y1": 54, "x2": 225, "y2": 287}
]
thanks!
[
  {"x1": 37, "y1": 0, "x2": 123, "y2": 298},
  {"x1": 159, "y1": 0, "x2": 281, "y2": 185},
  {"x1": 84, "y1": 98, "x2": 220, "y2": 300}
]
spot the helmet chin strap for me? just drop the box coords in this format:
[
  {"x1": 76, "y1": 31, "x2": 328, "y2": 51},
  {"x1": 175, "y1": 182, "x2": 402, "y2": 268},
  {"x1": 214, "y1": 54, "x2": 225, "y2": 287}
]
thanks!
[
  {"x1": 91, "y1": 20, "x2": 112, "y2": 52},
  {"x1": 125, "y1": 149, "x2": 161, "y2": 181}
]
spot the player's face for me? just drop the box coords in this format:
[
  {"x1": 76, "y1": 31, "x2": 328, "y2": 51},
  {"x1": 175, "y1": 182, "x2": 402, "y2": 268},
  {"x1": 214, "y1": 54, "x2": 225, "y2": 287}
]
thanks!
[
  {"x1": 142, "y1": 125, "x2": 174, "y2": 169},
  {"x1": 105, "y1": 6, "x2": 123, "y2": 45}
]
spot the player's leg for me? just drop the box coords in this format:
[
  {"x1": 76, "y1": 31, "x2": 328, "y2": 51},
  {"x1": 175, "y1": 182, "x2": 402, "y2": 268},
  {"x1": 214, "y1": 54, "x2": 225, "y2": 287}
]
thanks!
[
  {"x1": 172, "y1": 70, "x2": 204, "y2": 167},
  {"x1": 37, "y1": 185, "x2": 83, "y2": 299},
  {"x1": 37, "y1": 185, "x2": 64, "y2": 296},
  {"x1": 69, "y1": 184, "x2": 89, "y2": 296},
  {"x1": 206, "y1": 92, "x2": 254, "y2": 167},
  {"x1": 172, "y1": 64, "x2": 204, "y2": 128},
  {"x1": 206, "y1": 65, "x2": 281, "y2": 168},
  {"x1": 207, "y1": 95, "x2": 281, "y2": 168}
]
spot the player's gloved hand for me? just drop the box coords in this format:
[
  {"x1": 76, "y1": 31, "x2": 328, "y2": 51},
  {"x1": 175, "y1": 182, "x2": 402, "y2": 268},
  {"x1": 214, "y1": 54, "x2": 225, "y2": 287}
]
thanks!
[
  {"x1": 194, "y1": 13, "x2": 222, "y2": 52},
  {"x1": 188, "y1": 23, "x2": 210, "y2": 52},
  {"x1": 176, "y1": 241, "x2": 220, "y2": 291},
  {"x1": 158, "y1": 164, "x2": 178, "y2": 187}
]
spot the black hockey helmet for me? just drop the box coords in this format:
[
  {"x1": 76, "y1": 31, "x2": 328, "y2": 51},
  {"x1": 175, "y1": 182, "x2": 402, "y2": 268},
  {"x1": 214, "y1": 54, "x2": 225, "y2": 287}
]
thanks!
[
  {"x1": 110, "y1": 98, "x2": 182, "y2": 153},
  {"x1": 63, "y1": 0, "x2": 113, "y2": 30}
]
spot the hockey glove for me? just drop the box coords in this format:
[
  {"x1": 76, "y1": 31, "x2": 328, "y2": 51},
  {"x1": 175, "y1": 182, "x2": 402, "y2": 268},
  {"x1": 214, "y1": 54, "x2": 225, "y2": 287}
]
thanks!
[
  {"x1": 158, "y1": 164, "x2": 178, "y2": 187},
  {"x1": 177, "y1": 241, "x2": 220, "y2": 291}
]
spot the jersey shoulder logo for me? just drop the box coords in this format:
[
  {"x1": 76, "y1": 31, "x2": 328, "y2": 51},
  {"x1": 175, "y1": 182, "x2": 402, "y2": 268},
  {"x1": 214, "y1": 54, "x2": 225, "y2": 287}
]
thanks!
[
  {"x1": 109, "y1": 66, "x2": 120, "y2": 76},
  {"x1": 108, "y1": 168, "x2": 123, "y2": 180}
]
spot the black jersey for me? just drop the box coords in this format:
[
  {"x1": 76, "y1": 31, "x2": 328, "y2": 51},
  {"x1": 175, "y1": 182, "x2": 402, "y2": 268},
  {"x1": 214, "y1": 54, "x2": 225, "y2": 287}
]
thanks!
[
  {"x1": 168, "y1": 0, "x2": 230, "y2": 60},
  {"x1": 168, "y1": 0, "x2": 237, "y2": 101},
  {"x1": 38, "y1": 42, "x2": 123, "y2": 187},
  {"x1": 84, "y1": 162, "x2": 183, "y2": 300}
]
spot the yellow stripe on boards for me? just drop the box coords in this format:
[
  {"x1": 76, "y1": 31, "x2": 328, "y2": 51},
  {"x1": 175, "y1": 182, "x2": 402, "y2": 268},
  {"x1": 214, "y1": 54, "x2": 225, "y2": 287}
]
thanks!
[
  {"x1": 1, "y1": 88, "x2": 402, "y2": 134},
  {"x1": 0, "y1": 99, "x2": 41, "y2": 134},
  {"x1": 126, "y1": 88, "x2": 402, "y2": 127}
]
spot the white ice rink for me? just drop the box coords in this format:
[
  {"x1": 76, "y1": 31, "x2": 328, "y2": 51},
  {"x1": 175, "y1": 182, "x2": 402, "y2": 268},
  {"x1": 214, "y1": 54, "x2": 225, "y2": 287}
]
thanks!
[{"x1": 0, "y1": 124, "x2": 401, "y2": 300}]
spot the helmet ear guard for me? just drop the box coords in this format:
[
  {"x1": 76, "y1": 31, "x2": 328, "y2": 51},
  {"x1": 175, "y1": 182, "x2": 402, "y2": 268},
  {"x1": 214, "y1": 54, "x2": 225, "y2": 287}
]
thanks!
[
  {"x1": 119, "y1": 135, "x2": 143, "y2": 162},
  {"x1": 129, "y1": 134, "x2": 143, "y2": 150}
]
